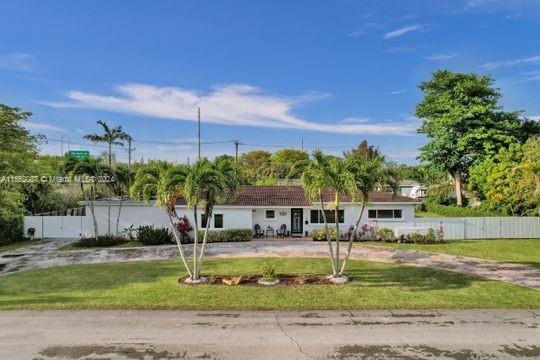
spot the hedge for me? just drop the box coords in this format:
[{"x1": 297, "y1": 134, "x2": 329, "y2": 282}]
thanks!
[
  {"x1": 76, "y1": 235, "x2": 128, "y2": 248},
  {"x1": 0, "y1": 210, "x2": 23, "y2": 246},
  {"x1": 195, "y1": 228, "x2": 252, "y2": 243},
  {"x1": 137, "y1": 226, "x2": 174, "y2": 245},
  {"x1": 425, "y1": 202, "x2": 502, "y2": 217}
]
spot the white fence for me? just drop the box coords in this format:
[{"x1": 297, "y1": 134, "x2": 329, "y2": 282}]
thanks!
[
  {"x1": 412, "y1": 217, "x2": 540, "y2": 240},
  {"x1": 24, "y1": 216, "x2": 86, "y2": 238}
]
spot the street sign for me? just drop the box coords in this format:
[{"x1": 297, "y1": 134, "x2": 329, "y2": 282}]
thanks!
[{"x1": 69, "y1": 150, "x2": 90, "y2": 160}]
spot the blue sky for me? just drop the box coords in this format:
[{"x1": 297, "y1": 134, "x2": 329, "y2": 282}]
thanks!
[{"x1": 1, "y1": 0, "x2": 539, "y2": 164}]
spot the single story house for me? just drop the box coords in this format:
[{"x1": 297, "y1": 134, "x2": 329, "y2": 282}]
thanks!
[{"x1": 86, "y1": 185, "x2": 420, "y2": 237}]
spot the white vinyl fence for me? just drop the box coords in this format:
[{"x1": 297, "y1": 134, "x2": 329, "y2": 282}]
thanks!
[
  {"x1": 24, "y1": 216, "x2": 86, "y2": 238},
  {"x1": 412, "y1": 217, "x2": 540, "y2": 240}
]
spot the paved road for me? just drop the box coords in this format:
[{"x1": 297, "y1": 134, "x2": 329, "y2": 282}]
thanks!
[
  {"x1": 0, "y1": 310, "x2": 538, "y2": 359},
  {"x1": 2, "y1": 240, "x2": 539, "y2": 289}
]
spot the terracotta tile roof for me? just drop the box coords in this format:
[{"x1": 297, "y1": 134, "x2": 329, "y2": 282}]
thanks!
[{"x1": 176, "y1": 185, "x2": 418, "y2": 206}]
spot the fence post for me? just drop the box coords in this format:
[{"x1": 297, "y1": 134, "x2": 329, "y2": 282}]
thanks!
[
  {"x1": 499, "y1": 217, "x2": 502, "y2": 239},
  {"x1": 41, "y1": 215, "x2": 44, "y2": 239},
  {"x1": 463, "y1": 218, "x2": 467, "y2": 239}
]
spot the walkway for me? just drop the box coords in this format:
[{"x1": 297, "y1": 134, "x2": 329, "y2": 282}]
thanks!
[
  {"x1": 1, "y1": 240, "x2": 539, "y2": 289},
  {"x1": 1, "y1": 310, "x2": 538, "y2": 359}
]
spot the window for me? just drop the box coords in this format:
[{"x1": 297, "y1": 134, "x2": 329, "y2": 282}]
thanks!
[
  {"x1": 310, "y1": 209, "x2": 344, "y2": 223},
  {"x1": 214, "y1": 214, "x2": 223, "y2": 228},
  {"x1": 265, "y1": 210, "x2": 275, "y2": 219},
  {"x1": 368, "y1": 209, "x2": 403, "y2": 219},
  {"x1": 201, "y1": 214, "x2": 208, "y2": 227}
]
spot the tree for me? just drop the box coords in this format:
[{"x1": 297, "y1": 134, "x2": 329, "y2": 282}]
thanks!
[
  {"x1": 270, "y1": 149, "x2": 308, "y2": 179},
  {"x1": 416, "y1": 70, "x2": 522, "y2": 206},
  {"x1": 109, "y1": 165, "x2": 134, "y2": 236},
  {"x1": 339, "y1": 156, "x2": 398, "y2": 275},
  {"x1": 343, "y1": 140, "x2": 380, "y2": 160},
  {"x1": 238, "y1": 150, "x2": 272, "y2": 184},
  {"x1": 290, "y1": 150, "x2": 337, "y2": 275},
  {"x1": 63, "y1": 156, "x2": 105, "y2": 240},
  {"x1": 84, "y1": 120, "x2": 131, "y2": 235},
  {"x1": 469, "y1": 137, "x2": 539, "y2": 215}
]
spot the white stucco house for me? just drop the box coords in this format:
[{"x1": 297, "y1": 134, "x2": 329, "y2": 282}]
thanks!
[
  {"x1": 398, "y1": 180, "x2": 427, "y2": 199},
  {"x1": 85, "y1": 185, "x2": 420, "y2": 237}
]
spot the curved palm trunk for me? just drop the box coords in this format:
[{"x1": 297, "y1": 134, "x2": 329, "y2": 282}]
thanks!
[
  {"x1": 197, "y1": 208, "x2": 213, "y2": 278},
  {"x1": 339, "y1": 202, "x2": 365, "y2": 276},
  {"x1": 84, "y1": 182, "x2": 99, "y2": 241},
  {"x1": 334, "y1": 193, "x2": 341, "y2": 273},
  {"x1": 192, "y1": 204, "x2": 199, "y2": 280},
  {"x1": 167, "y1": 210, "x2": 193, "y2": 278},
  {"x1": 320, "y1": 194, "x2": 337, "y2": 275},
  {"x1": 107, "y1": 141, "x2": 112, "y2": 236}
]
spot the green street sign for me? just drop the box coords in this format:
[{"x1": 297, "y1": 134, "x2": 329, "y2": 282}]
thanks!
[{"x1": 69, "y1": 150, "x2": 90, "y2": 160}]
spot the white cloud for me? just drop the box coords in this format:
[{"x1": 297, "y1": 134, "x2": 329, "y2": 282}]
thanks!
[
  {"x1": 528, "y1": 115, "x2": 540, "y2": 121},
  {"x1": 348, "y1": 22, "x2": 382, "y2": 37},
  {"x1": 426, "y1": 52, "x2": 458, "y2": 61},
  {"x1": 24, "y1": 122, "x2": 63, "y2": 132},
  {"x1": 340, "y1": 117, "x2": 371, "y2": 124},
  {"x1": 514, "y1": 70, "x2": 540, "y2": 83},
  {"x1": 42, "y1": 83, "x2": 417, "y2": 136},
  {"x1": 466, "y1": 0, "x2": 499, "y2": 8},
  {"x1": 383, "y1": 24, "x2": 429, "y2": 39},
  {"x1": 0, "y1": 53, "x2": 39, "y2": 72},
  {"x1": 481, "y1": 55, "x2": 540, "y2": 70},
  {"x1": 389, "y1": 89, "x2": 413, "y2": 95}
]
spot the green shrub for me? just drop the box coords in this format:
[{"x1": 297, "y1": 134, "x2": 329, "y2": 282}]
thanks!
[
  {"x1": 195, "y1": 228, "x2": 252, "y2": 243},
  {"x1": 376, "y1": 228, "x2": 394, "y2": 242},
  {"x1": 137, "y1": 226, "x2": 174, "y2": 245},
  {"x1": 0, "y1": 209, "x2": 24, "y2": 246},
  {"x1": 76, "y1": 235, "x2": 127, "y2": 248},
  {"x1": 260, "y1": 261, "x2": 277, "y2": 281},
  {"x1": 311, "y1": 228, "x2": 340, "y2": 241},
  {"x1": 425, "y1": 202, "x2": 501, "y2": 217}
]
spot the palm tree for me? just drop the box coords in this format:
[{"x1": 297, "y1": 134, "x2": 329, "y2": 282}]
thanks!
[
  {"x1": 290, "y1": 150, "x2": 337, "y2": 275},
  {"x1": 110, "y1": 165, "x2": 134, "y2": 236},
  {"x1": 63, "y1": 156, "x2": 105, "y2": 240},
  {"x1": 130, "y1": 161, "x2": 193, "y2": 278},
  {"x1": 324, "y1": 157, "x2": 358, "y2": 281},
  {"x1": 84, "y1": 120, "x2": 131, "y2": 235},
  {"x1": 338, "y1": 156, "x2": 399, "y2": 276}
]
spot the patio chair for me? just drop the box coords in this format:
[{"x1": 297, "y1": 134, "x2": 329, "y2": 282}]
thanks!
[
  {"x1": 277, "y1": 224, "x2": 287, "y2": 237},
  {"x1": 254, "y1": 224, "x2": 264, "y2": 238}
]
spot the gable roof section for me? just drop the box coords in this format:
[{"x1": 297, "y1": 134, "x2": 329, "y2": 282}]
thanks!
[{"x1": 176, "y1": 185, "x2": 418, "y2": 206}]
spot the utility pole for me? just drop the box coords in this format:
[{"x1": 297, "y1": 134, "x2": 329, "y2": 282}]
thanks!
[
  {"x1": 197, "y1": 107, "x2": 201, "y2": 161},
  {"x1": 234, "y1": 140, "x2": 240, "y2": 163},
  {"x1": 301, "y1": 139, "x2": 304, "y2": 152},
  {"x1": 127, "y1": 137, "x2": 135, "y2": 169}
]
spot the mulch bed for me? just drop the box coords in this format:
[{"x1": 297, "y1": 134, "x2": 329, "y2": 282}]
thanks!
[{"x1": 179, "y1": 274, "x2": 339, "y2": 286}]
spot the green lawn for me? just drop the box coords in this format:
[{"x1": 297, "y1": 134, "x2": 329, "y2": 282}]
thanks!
[
  {"x1": 363, "y1": 239, "x2": 540, "y2": 267},
  {"x1": 0, "y1": 239, "x2": 40, "y2": 254},
  {"x1": 0, "y1": 258, "x2": 538, "y2": 310}
]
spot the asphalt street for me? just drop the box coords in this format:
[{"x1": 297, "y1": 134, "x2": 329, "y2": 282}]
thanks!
[{"x1": 0, "y1": 309, "x2": 538, "y2": 359}]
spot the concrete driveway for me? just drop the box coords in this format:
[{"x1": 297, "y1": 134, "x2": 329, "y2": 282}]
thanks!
[
  {"x1": 0, "y1": 310, "x2": 538, "y2": 359},
  {"x1": 2, "y1": 239, "x2": 539, "y2": 289}
]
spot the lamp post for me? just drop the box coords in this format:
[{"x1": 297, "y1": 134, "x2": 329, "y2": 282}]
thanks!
[{"x1": 59, "y1": 130, "x2": 74, "y2": 155}]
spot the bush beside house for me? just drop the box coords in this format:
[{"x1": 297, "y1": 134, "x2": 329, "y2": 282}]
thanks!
[{"x1": 0, "y1": 209, "x2": 23, "y2": 246}]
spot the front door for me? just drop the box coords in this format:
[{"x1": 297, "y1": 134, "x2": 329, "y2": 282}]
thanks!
[{"x1": 291, "y1": 208, "x2": 303, "y2": 236}]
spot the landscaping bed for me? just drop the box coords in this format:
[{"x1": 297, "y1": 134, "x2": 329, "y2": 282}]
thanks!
[{"x1": 179, "y1": 274, "x2": 335, "y2": 286}]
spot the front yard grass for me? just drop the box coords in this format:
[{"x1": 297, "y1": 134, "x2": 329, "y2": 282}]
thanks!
[
  {"x1": 0, "y1": 239, "x2": 40, "y2": 254},
  {"x1": 363, "y1": 239, "x2": 539, "y2": 267},
  {"x1": 0, "y1": 258, "x2": 538, "y2": 310}
]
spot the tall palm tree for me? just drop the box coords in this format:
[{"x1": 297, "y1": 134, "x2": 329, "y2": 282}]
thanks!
[
  {"x1": 84, "y1": 120, "x2": 131, "y2": 235},
  {"x1": 338, "y1": 156, "x2": 399, "y2": 276},
  {"x1": 63, "y1": 156, "x2": 105, "y2": 240},
  {"x1": 290, "y1": 150, "x2": 337, "y2": 275}
]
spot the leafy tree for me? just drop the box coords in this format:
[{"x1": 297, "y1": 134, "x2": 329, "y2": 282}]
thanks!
[
  {"x1": 391, "y1": 164, "x2": 446, "y2": 185},
  {"x1": 469, "y1": 137, "x2": 539, "y2": 215},
  {"x1": 343, "y1": 140, "x2": 381, "y2": 160},
  {"x1": 84, "y1": 120, "x2": 131, "y2": 235},
  {"x1": 416, "y1": 70, "x2": 522, "y2": 206},
  {"x1": 270, "y1": 149, "x2": 308, "y2": 179},
  {"x1": 238, "y1": 150, "x2": 272, "y2": 183}
]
